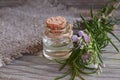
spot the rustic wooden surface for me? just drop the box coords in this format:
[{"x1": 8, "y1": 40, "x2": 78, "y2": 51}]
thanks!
[
  {"x1": 0, "y1": 26, "x2": 119, "y2": 80},
  {"x1": 0, "y1": 0, "x2": 120, "y2": 80}
]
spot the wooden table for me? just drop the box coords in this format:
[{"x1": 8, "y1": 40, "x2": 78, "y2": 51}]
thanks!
[{"x1": 0, "y1": 26, "x2": 120, "y2": 80}]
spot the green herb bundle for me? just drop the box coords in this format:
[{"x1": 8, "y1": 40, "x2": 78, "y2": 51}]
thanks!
[
  {"x1": 55, "y1": 0, "x2": 120, "y2": 80},
  {"x1": 80, "y1": 0, "x2": 120, "y2": 51}
]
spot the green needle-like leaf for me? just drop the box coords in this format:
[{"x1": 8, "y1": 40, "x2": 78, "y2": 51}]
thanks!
[
  {"x1": 109, "y1": 39, "x2": 119, "y2": 52},
  {"x1": 109, "y1": 31, "x2": 120, "y2": 42}
]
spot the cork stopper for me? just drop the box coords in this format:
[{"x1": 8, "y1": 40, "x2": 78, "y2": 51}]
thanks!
[
  {"x1": 46, "y1": 16, "x2": 67, "y2": 33},
  {"x1": 45, "y1": 16, "x2": 73, "y2": 39}
]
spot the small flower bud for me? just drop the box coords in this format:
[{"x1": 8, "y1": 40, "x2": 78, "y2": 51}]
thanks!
[
  {"x1": 72, "y1": 35, "x2": 78, "y2": 42},
  {"x1": 84, "y1": 34, "x2": 90, "y2": 43},
  {"x1": 82, "y1": 53, "x2": 89, "y2": 60},
  {"x1": 78, "y1": 30, "x2": 85, "y2": 36},
  {"x1": 101, "y1": 64, "x2": 106, "y2": 68},
  {"x1": 94, "y1": 64, "x2": 98, "y2": 69}
]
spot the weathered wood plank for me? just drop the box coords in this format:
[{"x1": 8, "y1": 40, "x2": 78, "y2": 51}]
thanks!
[
  {"x1": 0, "y1": 0, "x2": 26, "y2": 7},
  {"x1": 0, "y1": 53, "x2": 120, "y2": 80}
]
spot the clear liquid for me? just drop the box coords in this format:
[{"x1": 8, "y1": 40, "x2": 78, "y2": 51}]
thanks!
[{"x1": 43, "y1": 36, "x2": 72, "y2": 60}]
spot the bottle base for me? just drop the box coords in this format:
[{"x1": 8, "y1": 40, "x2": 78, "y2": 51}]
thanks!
[{"x1": 43, "y1": 50, "x2": 71, "y2": 60}]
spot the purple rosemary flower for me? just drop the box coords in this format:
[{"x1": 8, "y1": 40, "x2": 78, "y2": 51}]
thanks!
[
  {"x1": 84, "y1": 34, "x2": 90, "y2": 43},
  {"x1": 78, "y1": 30, "x2": 90, "y2": 43},
  {"x1": 72, "y1": 35, "x2": 78, "y2": 42},
  {"x1": 78, "y1": 30, "x2": 85, "y2": 37},
  {"x1": 94, "y1": 64, "x2": 98, "y2": 69},
  {"x1": 101, "y1": 64, "x2": 106, "y2": 68},
  {"x1": 82, "y1": 53, "x2": 89, "y2": 60}
]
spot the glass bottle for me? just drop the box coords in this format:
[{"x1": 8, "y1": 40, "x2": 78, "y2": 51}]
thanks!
[{"x1": 42, "y1": 17, "x2": 73, "y2": 60}]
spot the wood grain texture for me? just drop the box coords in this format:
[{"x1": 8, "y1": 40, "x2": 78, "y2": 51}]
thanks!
[
  {"x1": 56, "y1": 0, "x2": 120, "y2": 9},
  {"x1": 0, "y1": 26, "x2": 120, "y2": 80},
  {"x1": 0, "y1": 0, "x2": 26, "y2": 7},
  {"x1": 0, "y1": 0, "x2": 120, "y2": 80}
]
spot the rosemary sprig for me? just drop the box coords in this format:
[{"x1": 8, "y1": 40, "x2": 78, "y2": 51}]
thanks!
[
  {"x1": 79, "y1": 0, "x2": 120, "y2": 51},
  {"x1": 56, "y1": 0, "x2": 120, "y2": 80}
]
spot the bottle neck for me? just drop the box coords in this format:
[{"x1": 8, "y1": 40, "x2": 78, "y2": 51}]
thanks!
[
  {"x1": 45, "y1": 24, "x2": 73, "y2": 39},
  {"x1": 47, "y1": 26, "x2": 66, "y2": 34}
]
